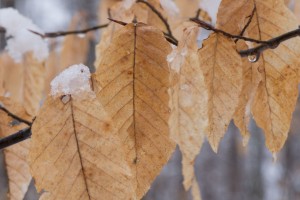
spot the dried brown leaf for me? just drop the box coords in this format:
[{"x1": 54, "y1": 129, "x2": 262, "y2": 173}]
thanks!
[
  {"x1": 95, "y1": 0, "x2": 167, "y2": 69},
  {"x1": 218, "y1": 0, "x2": 300, "y2": 152},
  {"x1": 198, "y1": 33, "x2": 243, "y2": 152},
  {"x1": 217, "y1": 0, "x2": 262, "y2": 145},
  {"x1": 168, "y1": 26, "x2": 207, "y2": 190},
  {"x1": 94, "y1": 23, "x2": 175, "y2": 199},
  {"x1": 0, "y1": 53, "x2": 23, "y2": 100},
  {"x1": 22, "y1": 53, "x2": 45, "y2": 116},
  {"x1": 295, "y1": 0, "x2": 300, "y2": 22},
  {"x1": 174, "y1": 0, "x2": 201, "y2": 19},
  {"x1": 0, "y1": 52, "x2": 45, "y2": 116},
  {"x1": 0, "y1": 97, "x2": 32, "y2": 200},
  {"x1": 95, "y1": 2, "x2": 134, "y2": 68},
  {"x1": 191, "y1": 179, "x2": 202, "y2": 200},
  {"x1": 29, "y1": 94, "x2": 134, "y2": 199},
  {"x1": 0, "y1": 62, "x2": 4, "y2": 96},
  {"x1": 44, "y1": 47, "x2": 61, "y2": 95}
]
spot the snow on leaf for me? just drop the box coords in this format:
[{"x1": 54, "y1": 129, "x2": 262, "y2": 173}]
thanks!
[
  {"x1": 50, "y1": 64, "x2": 95, "y2": 100},
  {"x1": 0, "y1": 97, "x2": 32, "y2": 200},
  {"x1": 0, "y1": 8, "x2": 48, "y2": 62},
  {"x1": 94, "y1": 23, "x2": 176, "y2": 199},
  {"x1": 168, "y1": 26, "x2": 207, "y2": 191},
  {"x1": 199, "y1": 0, "x2": 221, "y2": 24},
  {"x1": 198, "y1": 33, "x2": 243, "y2": 152},
  {"x1": 160, "y1": 0, "x2": 180, "y2": 17}
]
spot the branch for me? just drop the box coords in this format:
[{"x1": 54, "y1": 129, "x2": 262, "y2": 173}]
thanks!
[
  {"x1": 0, "y1": 26, "x2": 5, "y2": 33},
  {"x1": 136, "y1": 0, "x2": 178, "y2": 45},
  {"x1": 190, "y1": 18, "x2": 267, "y2": 44},
  {"x1": 239, "y1": 28, "x2": 300, "y2": 58},
  {"x1": 29, "y1": 23, "x2": 109, "y2": 38},
  {"x1": 108, "y1": 18, "x2": 178, "y2": 46},
  {"x1": 235, "y1": 5, "x2": 256, "y2": 42},
  {"x1": 0, "y1": 127, "x2": 31, "y2": 150},
  {"x1": 0, "y1": 104, "x2": 32, "y2": 126}
]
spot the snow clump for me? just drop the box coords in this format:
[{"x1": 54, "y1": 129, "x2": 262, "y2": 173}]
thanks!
[
  {"x1": 50, "y1": 64, "x2": 95, "y2": 100},
  {"x1": 0, "y1": 8, "x2": 48, "y2": 62}
]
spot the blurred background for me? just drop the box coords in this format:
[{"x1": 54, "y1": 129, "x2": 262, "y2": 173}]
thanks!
[{"x1": 1, "y1": 0, "x2": 300, "y2": 199}]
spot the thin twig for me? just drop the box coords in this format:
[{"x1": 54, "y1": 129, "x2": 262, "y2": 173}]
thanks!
[
  {"x1": 29, "y1": 23, "x2": 109, "y2": 38},
  {"x1": 0, "y1": 105, "x2": 32, "y2": 126},
  {"x1": 194, "y1": 9, "x2": 201, "y2": 20},
  {"x1": 0, "y1": 127, "x2": 31, "y2": 150},
  {"x1": 190, "y1": 18, "x2": 268, "y2": 44},
  {"x1": 239, "y1": 28, "x2": 300, "y2": 58},
  {"x1": 136, "y1": 0, "x2": 178, "y2": 45},
  {"x1": 0, "y1": 26, "x2": 5, "y2": 33},
  {"x1": 108, "y1": 18, "x2": 128, "y2": 26},
  {"x1": 235, "y1": 5, "x2": 256, "y2": 42},
  {"x1": 108, "y1": 18, "x2": 178, "y2": 46}
]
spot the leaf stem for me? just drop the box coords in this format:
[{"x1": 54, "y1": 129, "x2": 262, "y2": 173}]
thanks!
[
  {"x1": 0, "y1": 127, "x2": 31, "y2": 150},
  {"x1": 28, "y1": 23, "x2": 109, "y2": 38},
  {"x1": 0, "y1": 105, "x2": 32, "y2": 126}
]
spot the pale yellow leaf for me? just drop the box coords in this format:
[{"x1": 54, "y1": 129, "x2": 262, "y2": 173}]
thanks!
[
  {"x1": 168, "y1": 26, "x2": 207, "y2": 190},
  {"x1": 198, "y1": 33, "x2": 243, "y2": 152},
  {"x1": 94, "y1": 23, "x2": 176, "y2": 199},
  {"x1": 0, "y1": 97, "x2": 32, "y2": 200},
  {"x1": 29, "y1": 94, "x2": 134, "y2": 200}
]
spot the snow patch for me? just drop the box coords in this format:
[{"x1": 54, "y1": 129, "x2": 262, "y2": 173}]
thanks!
[
  {"x1": 167, "y1": 46, "x2": 188, "y2": 73},
  {"x1": 50, "y1": 64, "x2": 95, "y2": 100},
  {"x1": 0, "y1": 8, "x2": 48, "y2": 62},
  {"x1": 160, "y1": 0, "x2": 180, "y2": 17},
  {"x1": 123, "y1": 0, "x2": 135, "y2": 9},
  {"x1": 179, "y1": 84, "x2": 194, "y2": 107},
  {"x1": 199, "y1": 0, "x2": 221, "y2": 24}
]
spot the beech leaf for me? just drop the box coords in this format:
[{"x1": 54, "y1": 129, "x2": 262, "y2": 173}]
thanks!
[
  {"x1": 0, "y1": 52, "x2": 45, "y2": 116},
  {"x1": 198, "y1": 33, "x2": 243, "y2": 152},
  {"x1": 168, "y1": 26, "x2": 207, "y2": 191},
  {"x1": 218, "y1": 0, "x2": 300, "y2": 152},
  {"x1": 29, "y1": 95, "x2": 134, "y2": 199},
  {"x1": 94, "y1": 23, "x2": 176, "y2": 199},
  {"x1": 0, "y1": 97, "x2": 32, "y2": 200},
  {"x1": 217, "y1": 0, "x2": 261, "y2": 145}
]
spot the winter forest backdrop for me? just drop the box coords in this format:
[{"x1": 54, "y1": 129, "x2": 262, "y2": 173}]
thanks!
[{"x1": 1, "y1": 0, "x2": 300, "y2": 200}]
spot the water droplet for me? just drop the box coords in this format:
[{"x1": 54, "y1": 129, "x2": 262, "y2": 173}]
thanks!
[
  {"x1": 61, "y1": 95, "x2": 71, "y2": 104},
  {"x1": 248, "y1": 54, "x2": 258, "y2": 63},
  {"x1": 77, "y1": 33, "x2": 85, "y2": 38}
]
